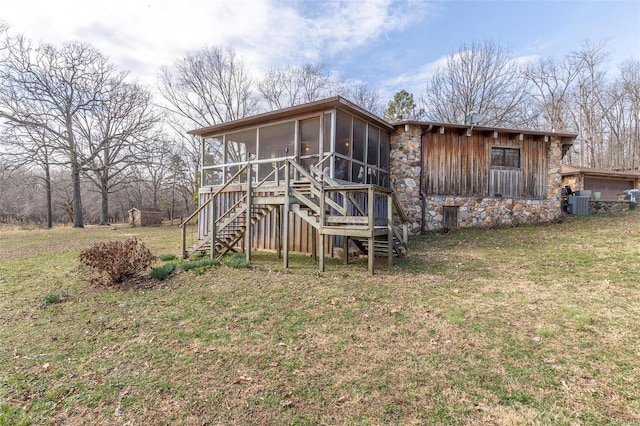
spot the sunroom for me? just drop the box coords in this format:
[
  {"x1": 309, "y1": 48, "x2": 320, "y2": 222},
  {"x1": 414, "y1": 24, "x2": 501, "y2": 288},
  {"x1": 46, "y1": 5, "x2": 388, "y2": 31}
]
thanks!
[{"x1": 197, "y1": 97, "x2": 392, "y2": 188}]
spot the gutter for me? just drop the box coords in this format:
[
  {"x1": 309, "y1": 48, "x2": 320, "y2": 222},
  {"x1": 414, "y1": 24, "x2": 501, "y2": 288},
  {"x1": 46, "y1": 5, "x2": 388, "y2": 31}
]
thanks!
[{"x1": 419, "y1": 124, "x2": 432, "y2": 235}]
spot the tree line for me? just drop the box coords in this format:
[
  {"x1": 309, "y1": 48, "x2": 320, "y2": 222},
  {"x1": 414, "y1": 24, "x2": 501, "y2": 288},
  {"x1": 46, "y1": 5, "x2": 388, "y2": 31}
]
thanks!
[
  {"x1": 388, "y1": 40, "x2": 640, "y2": 172},
  {"x1": 0, "y1": 28, "x2": 638, "y2": 227}
]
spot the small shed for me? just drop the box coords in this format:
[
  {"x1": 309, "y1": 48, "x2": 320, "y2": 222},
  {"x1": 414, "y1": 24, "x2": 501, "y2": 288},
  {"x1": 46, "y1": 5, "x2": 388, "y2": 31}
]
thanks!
[
  {"x1": 128, "y1": 208, "x2": 163, "y2": 227},
  {"x1": 561, "y1": 165, "x2": 640, "y2": 201}
]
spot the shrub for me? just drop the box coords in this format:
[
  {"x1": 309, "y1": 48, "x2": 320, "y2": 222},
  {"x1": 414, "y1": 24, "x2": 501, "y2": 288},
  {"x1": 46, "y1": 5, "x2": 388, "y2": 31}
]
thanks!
[
  {"x1": 159, "y1": 253, "x2": 178, "y2": 261},
  {"x1": 79, "y1": 237, "x2": 156, "y2": 286},
  {"x1": 43, "y1": 291, "x2": 68, "y2": 305},
  {"x1": 180, "y1": 258, "x2": 219, "y2": 273},
  {"x1": 224, "y1": 253, "x2": 251, "y2": 269},
  {"x1": 152, "y1": 263, "x2": 177, "y2": 280}
]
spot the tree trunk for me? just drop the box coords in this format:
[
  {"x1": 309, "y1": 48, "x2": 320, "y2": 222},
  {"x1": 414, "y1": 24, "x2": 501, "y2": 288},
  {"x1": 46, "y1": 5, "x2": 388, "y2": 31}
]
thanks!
[
  {"x1": 71, "y1": 158, "x2": 84, "y2": 228},
  {"x1": 45, "y1": 164, "x2": 52, "y2": 228},
  {"x1": 99, "y1": 179, "x2": 109, "y2": 225}
]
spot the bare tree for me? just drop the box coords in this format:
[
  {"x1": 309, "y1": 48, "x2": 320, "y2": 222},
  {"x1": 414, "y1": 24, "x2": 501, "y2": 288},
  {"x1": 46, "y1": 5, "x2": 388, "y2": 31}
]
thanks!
[
  {"x1": 421, "y1": 40, "x2": 528, "y2": 127},
  {"x1": 0, "y1": 36, "x2": 117, "y2": 227},
  {"x1": 618, "y1": 59, "x2": 640, "y2": 170},
  {"x1": 158, "y1": 46, "x2": 258, "y2": 208},
  {"x1": 1, "y1": 125, "x2": 60, "y2": 227},
  {"x1": 78, "y1": 79, "x2": 159, "y2": 224},
  {"x1": 158, "y1": 46, "x2": 258, "y2": 128},
  {"x1": 258, "y1": 63, "x2": 334, "y2": 110},
  {"x1": 568, "y1": 41, "x2": 609, "y2": 168},
  {"x1": 163, "y1": 153, "x2": 192, "y2": 221},
  {"x1": 598, "y1": 59, "x2": 640, "y2": 170},
  {"x1": 338, "y1": 82, "x2": 382, "y2": 115},
  {"x1": 522, "y1": 55, "x2": 583, "y2": 132},
  {"x1": 139, "y1": 136, "x2": 175, "y2": 210}
]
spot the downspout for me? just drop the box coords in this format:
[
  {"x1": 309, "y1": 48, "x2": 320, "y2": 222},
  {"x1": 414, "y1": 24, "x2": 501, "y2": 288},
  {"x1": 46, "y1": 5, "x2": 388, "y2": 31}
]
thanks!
[{"x1": 420, "y1": 124, "x2": 433, "y2": 235}]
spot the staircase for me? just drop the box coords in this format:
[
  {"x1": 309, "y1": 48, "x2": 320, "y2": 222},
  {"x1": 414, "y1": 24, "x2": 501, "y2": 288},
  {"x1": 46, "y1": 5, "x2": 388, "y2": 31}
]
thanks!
[
  {"x1": 181, "y1": 158, "x2": 409, "y2": 273},
  {"x1": 185, "y1": 202, "x2": 276, "y2": 259},
  {"x1": 286, "y1": 160, "x2": 408, "y2": 263}
]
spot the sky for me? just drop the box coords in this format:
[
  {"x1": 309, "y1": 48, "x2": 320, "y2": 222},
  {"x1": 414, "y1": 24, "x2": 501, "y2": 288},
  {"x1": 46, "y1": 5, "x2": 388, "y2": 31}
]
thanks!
[{"x1": 2, "y1": 0, "x2": 639, "y2": 104}]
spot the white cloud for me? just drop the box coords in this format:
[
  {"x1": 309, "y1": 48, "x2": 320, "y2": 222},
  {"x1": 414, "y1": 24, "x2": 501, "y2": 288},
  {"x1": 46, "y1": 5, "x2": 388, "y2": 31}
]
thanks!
[{"x1": 1, "y1": 0, "x2": 428, "y2": 88}]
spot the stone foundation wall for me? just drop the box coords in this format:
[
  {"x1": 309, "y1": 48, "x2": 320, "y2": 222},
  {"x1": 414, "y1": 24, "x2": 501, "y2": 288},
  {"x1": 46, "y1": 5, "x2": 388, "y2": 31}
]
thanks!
[
  {"x1": 423, "y1": 196, "x2": 561, "y2": 231},
  {"x1": 589, "y1": 200, "x2": 631, "y2": 214}
]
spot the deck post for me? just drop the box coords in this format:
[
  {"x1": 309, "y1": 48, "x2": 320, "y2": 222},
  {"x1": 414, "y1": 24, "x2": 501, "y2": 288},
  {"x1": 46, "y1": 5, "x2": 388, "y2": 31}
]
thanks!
[
  {"x1": 403, "y1": 222, "x2": 409, "y2": 245},
  {"x1": 368, "y1": 186, "x2": 375, "y2": 275},
  {"x1": 275, "y1": 206, "x2": 281, "y2": 259},
  {"x1": 343, "y1": 236, "x2": 348, "y2": 265},
  {"x1": 210, "y1": 196, "x2": 217, "y2": 260},
  {"x1": 283, "y1": 161, "x2": 290, "y2": 269},
  {"x1": 181, "y1": 222, "x2": 187, "y2": 259},
  {"x1": 245, "y1": 163, "x2": 252, "y2": 263},
  {"x1": 319, "y1": 180, "x2": 326, "y2": 272},
  {"x1": 387, "y1": 193, "x2": 393, "y2": 268},
  {"x1": 312, "y1": 229, "x2": 317, "y2": 260}
]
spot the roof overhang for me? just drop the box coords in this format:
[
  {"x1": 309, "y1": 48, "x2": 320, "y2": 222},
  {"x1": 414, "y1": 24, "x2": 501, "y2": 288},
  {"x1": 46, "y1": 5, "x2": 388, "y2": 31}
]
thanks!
[
  {"x1": 188, "y1": 96, "x2": 394, "y2": 137},
  {"x1": 395, "y1": 120, "x2": 577, "y2": 143},
  {"x1": 395, "y1": 120, "x2": 577, "y2": 157},
  {"x1": 561, "y1": 165, "x2": 640, "y2": 179}
]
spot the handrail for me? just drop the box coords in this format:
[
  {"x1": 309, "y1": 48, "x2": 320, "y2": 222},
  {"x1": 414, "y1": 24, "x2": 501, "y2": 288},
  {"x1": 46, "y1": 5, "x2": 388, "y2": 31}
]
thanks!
[
  {"x1": 216, "y1": 160, "x2": 288, "y2": 227},
  {"x1": 215, "y1": 195, "x2": 246, "y2": 226},
  {"x1": 311, "y1": 153, "x2": 334, "y2": 177},
  {"x1": 288, "y1": 160, "x2": 322, "y2": 191},
  {"x1": 391, "y1": 192, "x2": 408, "y2": 223},
  {"x1": 180, "y1": 163, "x2": 250, "y2": 227},
  {"x1": 181, "y1": 163, "x2": 250, "y2": 258},
  {"x1": 254, "y1": 161, "x2": 288, "y2": 190},
  {"x1": 391, "y1": 192, "x2": 409, "y2": 245}
]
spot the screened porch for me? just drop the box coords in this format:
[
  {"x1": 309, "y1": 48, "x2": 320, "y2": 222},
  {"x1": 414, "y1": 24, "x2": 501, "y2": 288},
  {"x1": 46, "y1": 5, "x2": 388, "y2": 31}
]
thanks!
[{"x1": 200, "y1": 104, "x2": 392, "y2": 190}]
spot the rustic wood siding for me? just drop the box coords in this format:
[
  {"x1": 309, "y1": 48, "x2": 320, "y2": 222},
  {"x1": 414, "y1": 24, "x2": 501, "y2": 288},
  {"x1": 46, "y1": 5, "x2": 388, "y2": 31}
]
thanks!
[
  {"x1": 200, "y1": 189, "x2": 332, "y2": 255},
  {"x1": 422, "y1": 131, "x2": 547, "y2": 199}
]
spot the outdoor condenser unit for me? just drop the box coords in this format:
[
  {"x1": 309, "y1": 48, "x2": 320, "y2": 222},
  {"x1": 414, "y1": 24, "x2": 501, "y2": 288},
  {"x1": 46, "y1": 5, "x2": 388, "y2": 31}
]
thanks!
[{"x1": 568, "y1": 195, "x2": 589, "y2": 215}]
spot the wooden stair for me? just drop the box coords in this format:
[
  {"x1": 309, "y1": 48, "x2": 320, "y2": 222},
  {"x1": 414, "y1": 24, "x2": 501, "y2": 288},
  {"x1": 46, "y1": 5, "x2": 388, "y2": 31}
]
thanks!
[
  {"x1": 351, "y1": 233, "x2": 407, "y2": 258},
  {"x1": 185, "y1": 203, "x2": 275, "y2": 259},
  {"x1": 182, "y1": 158, "x2": 409, "y2": 274}
]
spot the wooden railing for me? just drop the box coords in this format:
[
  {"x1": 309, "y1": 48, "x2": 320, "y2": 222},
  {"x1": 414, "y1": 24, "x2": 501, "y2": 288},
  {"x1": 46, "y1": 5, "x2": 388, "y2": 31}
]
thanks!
[
  {"x1": 180, "y1": 163, "x2": 250, "y2": 258},
  {"x1": 183, "y1": 157, "x2": 409, "y2": 273}
]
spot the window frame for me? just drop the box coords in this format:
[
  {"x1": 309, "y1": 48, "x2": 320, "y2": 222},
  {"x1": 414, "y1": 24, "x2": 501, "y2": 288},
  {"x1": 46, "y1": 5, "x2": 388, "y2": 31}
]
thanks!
[{"x1": 490, "y1": 147, "x2": 521, "y2": 170}]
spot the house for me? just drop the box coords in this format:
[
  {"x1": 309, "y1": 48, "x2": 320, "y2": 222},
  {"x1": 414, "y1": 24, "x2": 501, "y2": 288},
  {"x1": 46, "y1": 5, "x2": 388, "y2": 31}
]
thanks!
[
  {"x1": 182, "y1": 96, "x2": 577, "y2": 272},
  {"x1": 391, "y1": 121, "x2": 576, "y2": 232},
  {"x1": 561, "y1": 165, "x2": 640, "y2": 200}
]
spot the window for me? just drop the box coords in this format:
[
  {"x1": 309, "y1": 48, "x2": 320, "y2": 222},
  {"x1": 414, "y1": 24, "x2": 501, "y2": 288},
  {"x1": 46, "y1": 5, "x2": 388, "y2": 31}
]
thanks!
[
  {"x1": 491, "y1": 147, "x2": 520, "y2": 169},
  {"x1": 335, "y1": 110, "x2": 351, "y2": 157}
]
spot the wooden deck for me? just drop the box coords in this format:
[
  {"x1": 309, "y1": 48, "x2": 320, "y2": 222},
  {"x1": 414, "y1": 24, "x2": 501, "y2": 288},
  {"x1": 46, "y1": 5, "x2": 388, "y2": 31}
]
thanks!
[{"x1": 181, "y1": 159, "x2": 408, "y2": 274}]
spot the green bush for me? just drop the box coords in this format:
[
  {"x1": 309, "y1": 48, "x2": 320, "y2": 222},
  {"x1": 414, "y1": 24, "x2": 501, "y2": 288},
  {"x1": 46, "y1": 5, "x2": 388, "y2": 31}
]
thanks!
[
  {"x1": 43, "y1": 291, "x2": 68, "y2": 305},
  {"x1": 223, "y1": 253, "x2": 251, "y2": 269},
  {"x1": 159, "y1": 253, "x2": 178, "y2": 261},
  {"x1": 79, "y1": 237, "x2": 156, "y2": 286},
  {"x1": 151, "y1": 263, "x2": 177, "y2": 280},
  {"x1": 180, "y1": 258, "x2": 219, "y2": 274}
]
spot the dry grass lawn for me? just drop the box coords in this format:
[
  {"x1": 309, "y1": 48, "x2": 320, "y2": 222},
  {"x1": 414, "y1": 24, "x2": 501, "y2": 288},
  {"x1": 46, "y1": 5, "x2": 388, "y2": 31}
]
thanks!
[{"x1": 1, "y1": 211, "x2": 639, "y2": 425}]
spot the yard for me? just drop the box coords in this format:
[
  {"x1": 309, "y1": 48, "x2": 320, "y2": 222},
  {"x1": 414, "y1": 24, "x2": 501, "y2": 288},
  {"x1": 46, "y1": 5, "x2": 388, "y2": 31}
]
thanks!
[{"x1": 1, "y1": 211, "x2": 639, "y2": 425}]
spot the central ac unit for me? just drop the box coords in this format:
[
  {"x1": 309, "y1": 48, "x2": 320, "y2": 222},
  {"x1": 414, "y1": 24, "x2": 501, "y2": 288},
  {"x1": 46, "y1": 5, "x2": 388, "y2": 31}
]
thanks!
[{"x1": 568, "y1": 195, "x2": 589, "y2": 215}]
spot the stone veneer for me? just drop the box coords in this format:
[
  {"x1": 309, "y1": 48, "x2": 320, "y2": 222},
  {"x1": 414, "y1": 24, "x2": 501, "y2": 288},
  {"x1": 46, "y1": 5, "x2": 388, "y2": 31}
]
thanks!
[
  {"x1": 589, "y1": 200, "x2": 632, "y2": 214},
  {"x1": 390, "y1": 125, "x2": 423, "y2": 233},
  {"x1": 390, "y1": 124, "x2": 566, "y2": 234}
]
